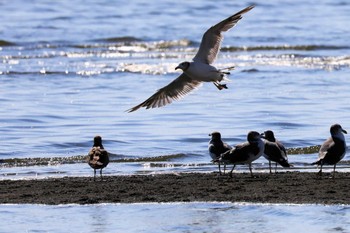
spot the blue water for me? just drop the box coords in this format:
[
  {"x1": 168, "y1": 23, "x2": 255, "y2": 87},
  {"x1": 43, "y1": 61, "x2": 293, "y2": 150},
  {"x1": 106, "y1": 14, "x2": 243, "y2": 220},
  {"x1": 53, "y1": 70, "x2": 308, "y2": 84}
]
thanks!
[
  {"x1": 1, "y1": 0, "x2": 350, "y2": 231},
  {"x1": 1, "y1": 203, "x2": 349, "y2": 233}
]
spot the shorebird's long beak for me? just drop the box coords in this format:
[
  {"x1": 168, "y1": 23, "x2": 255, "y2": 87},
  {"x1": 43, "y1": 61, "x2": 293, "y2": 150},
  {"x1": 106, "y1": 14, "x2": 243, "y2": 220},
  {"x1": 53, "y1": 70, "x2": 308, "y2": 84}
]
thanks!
[
  {"x1": 175, "y1": 66, "x2": 181, "y2": 70},
  {"x1": 342, "y1": 129, "x2": 347, "y2": 134}
]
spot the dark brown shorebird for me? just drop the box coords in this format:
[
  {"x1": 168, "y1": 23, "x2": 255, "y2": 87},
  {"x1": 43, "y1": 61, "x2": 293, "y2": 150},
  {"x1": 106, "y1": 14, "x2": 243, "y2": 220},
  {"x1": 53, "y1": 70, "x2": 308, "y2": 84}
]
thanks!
[
  {"x1": 208, "y1": 132, "x2": 232, "y2": 160},
  {"x1": 87, "y1": 136, "x2": 109, "y2": 181},
  {"x1": 219, "y1": 131, "x2": 265, "y2": 177},
  {"x1": 312, "y1": 124, "x2": 347, "y2": 178},
  {"x1": 208, "y1": 131, "x2": 232, "y2": 175},
  {"x1": 261, "y1": 130, "x2": 292, "y2": 173}
]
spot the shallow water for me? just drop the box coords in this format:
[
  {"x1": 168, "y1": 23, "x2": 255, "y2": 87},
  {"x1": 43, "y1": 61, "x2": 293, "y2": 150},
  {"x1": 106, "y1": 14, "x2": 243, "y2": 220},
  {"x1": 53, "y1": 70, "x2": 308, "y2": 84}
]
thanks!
[
  {"x1": 1, "y1": 0, "x2": 350, "y2": 179},
  {"x1": 1, "y1": 203, "x2": 349, "y2": 233},
  {"x1": 1, "y1": 0, "x2": 350, "y2": 231}
]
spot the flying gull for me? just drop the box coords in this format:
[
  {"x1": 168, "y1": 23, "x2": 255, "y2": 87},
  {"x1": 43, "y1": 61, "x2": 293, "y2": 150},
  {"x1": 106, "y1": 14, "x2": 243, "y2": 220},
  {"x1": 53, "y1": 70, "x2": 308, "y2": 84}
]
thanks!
[
  {"x1": 127, "y1": 5, "x2": 254, "y2": 112},
  {"x1": 311, "y1": 124, "x2": 347, "y2": 178},
  {"x1": 87, "y1": 135, "x2": 110, "y2": 181},
  {"x1": 261, "y1": 130, "x2": 292, "y2": 173}
]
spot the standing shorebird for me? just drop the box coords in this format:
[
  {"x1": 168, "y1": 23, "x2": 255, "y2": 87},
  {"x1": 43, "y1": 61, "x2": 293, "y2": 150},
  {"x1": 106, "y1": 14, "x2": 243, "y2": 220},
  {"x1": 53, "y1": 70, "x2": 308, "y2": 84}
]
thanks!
[
  {"x1": 208, "y1": 131, "x2": 232, "y2": 174},
  {"x1": 127, "y1": 5, "x2": 254, "y2": 112},
  {"x1": 208, "y1": 132, "x2": 232, "y2": 160},
  {"x1": 261, "y1": 130, "x2": 292, "y2": 173},
  {"x1": 219, "y1": 131, "x2": 265, "y2": 177},
  {"x1": 87, "y1": 136, "x2": 109, "y2": 181},
  {"x1": 312, "y1": 124, "x2": 347, "y2": 177}
]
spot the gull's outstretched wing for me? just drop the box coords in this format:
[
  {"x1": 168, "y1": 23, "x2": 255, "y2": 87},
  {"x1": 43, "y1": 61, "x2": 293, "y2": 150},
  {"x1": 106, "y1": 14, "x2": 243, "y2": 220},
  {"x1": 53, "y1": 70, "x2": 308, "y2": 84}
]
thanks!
[
  {"x1": 193, "y1": 5, "x2": 254, "y2": 64},
  {"x1": 127, "y1": 73, "x2": 202, "y2": 112}
]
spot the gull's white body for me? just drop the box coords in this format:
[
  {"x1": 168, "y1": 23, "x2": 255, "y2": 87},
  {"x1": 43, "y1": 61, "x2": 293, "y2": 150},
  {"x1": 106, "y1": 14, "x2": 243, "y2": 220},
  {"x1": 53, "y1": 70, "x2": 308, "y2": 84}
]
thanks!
[
  {"x1": 185, "y1": 62, "x2": 222, "y2": 82},
  {"x1": 127, "y1": 5, "x2": 254, "y2": 112}
]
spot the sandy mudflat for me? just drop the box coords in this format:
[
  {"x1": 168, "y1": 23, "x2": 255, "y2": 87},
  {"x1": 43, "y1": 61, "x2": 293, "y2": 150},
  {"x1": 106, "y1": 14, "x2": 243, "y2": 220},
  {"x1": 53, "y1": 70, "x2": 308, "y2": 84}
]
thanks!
[{"x1": 1, "y1": 172, "x2": 350, "y2": 205}]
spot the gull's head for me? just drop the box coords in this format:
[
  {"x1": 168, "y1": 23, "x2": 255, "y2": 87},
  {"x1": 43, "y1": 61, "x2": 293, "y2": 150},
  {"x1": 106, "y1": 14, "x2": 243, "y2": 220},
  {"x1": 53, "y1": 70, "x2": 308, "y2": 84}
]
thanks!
[
  {"x1": 330, "y1": 124, "x2": 347, "y2": 137},
  {"x1": 93, "y1": 135, "x2": 103, "y2": 147},
  {"x1": 209, "y1": 131, "x2": 221, "y2": 140},
  {"x1": 247, "y1": 131, "x2": 262, "y2": 143},
  {"x1": 261, "y1": 130, "x2": 276, "y2": 142},
  {"x1": 175, "y1": 61, "x2": 190, "y2": 71}
]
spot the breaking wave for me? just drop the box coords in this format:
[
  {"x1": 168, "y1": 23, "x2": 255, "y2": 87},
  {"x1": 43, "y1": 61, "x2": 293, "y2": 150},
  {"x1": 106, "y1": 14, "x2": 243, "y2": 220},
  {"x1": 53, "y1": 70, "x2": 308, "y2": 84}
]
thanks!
[
  {"x1": 0, "y1": 145, "x2": 330, "y2": 168},
  {"x1": 1, "y1": 38, "x2": 350, "y2": 76}
]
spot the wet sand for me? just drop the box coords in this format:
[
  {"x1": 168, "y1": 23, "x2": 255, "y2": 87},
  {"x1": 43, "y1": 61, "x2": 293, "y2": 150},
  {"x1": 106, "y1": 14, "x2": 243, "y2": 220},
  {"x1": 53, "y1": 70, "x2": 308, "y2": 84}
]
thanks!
[{"x1": 1, "y1": 172, "x2": 350, "y2": 205}]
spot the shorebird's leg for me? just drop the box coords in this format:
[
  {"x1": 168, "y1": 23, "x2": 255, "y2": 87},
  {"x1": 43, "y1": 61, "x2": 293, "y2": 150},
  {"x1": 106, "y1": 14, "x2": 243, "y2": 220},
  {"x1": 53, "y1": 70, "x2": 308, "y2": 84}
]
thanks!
[
  {"x1": 275, "y1": 162, "x2": 278, "y2": 173},
  {"x1": 100, "y1": 169, "x2": 103, "y2": 180},
  {"x1": 218, "y1": 162, "x2": 222, "y2": 175},
  {"x1": 224, "y1": 164, "x2": 226, "y2": 174},
  {"x1": 332, "y1": 164, "x2": 336, "y2": 179},
  {"x1": 229, "y1": 165, "x2": 236, "y2": 178},
  {"x1": 94, "y1": 169, "x2": 96, "y2": 181},
  {"x1": 249, "y1": 163, "x2": 254, "y2": 177},
  {"x1": 213, "y1": 82, "x2": 228, "y2": 90},
  {"x1": 317, "y1": 164, "x2": 323, "y2": 177},
  {"x1": 269, "y1": 161, "x2": 272, "y2": 174}
]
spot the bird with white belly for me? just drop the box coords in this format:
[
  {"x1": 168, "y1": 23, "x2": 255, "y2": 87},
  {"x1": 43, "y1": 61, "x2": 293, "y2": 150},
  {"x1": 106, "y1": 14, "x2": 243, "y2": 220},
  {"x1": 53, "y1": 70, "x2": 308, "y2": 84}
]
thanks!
[
  {"x1": 127, "y1": 5, "x2": 254, "y2": 112},
  {"x1": 312, "y1": 124, "x2": 347, "y2": 178}
]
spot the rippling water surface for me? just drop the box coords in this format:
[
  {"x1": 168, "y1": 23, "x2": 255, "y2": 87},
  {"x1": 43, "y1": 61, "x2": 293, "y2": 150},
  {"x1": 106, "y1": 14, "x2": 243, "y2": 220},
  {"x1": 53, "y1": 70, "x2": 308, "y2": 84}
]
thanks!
[
  {"x1": 1, "y1": 203, "x2": 350, "y2": 233},
  {"x1": 1, "y1": 0, "x2": 350, "y2": 231},
  {"x1": 1, "y1": 0, "x2": 350, "y2": 178}
]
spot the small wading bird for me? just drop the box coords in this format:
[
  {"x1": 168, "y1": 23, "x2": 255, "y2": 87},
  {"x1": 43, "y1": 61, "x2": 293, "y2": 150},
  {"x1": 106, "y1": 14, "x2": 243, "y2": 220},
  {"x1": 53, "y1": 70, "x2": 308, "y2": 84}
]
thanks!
[
  {"x1": 87, "y1": 136, "x2": 109, "y2": 181},
  {"x1": 311, "y1": 124, "x2": 347, "y2": 178},
  {"x1": 219, "y1": 131, "x2": 265, "y2": 177},
  {"x1": 261, "y1": 130, "x2": 292, "y2": 173},
  {"x1": 208, "y1": 132, "x2": 232, "y2": 175},
  {"x1": 127, "y1": 5, "x2": 254, "y2": 112}
]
